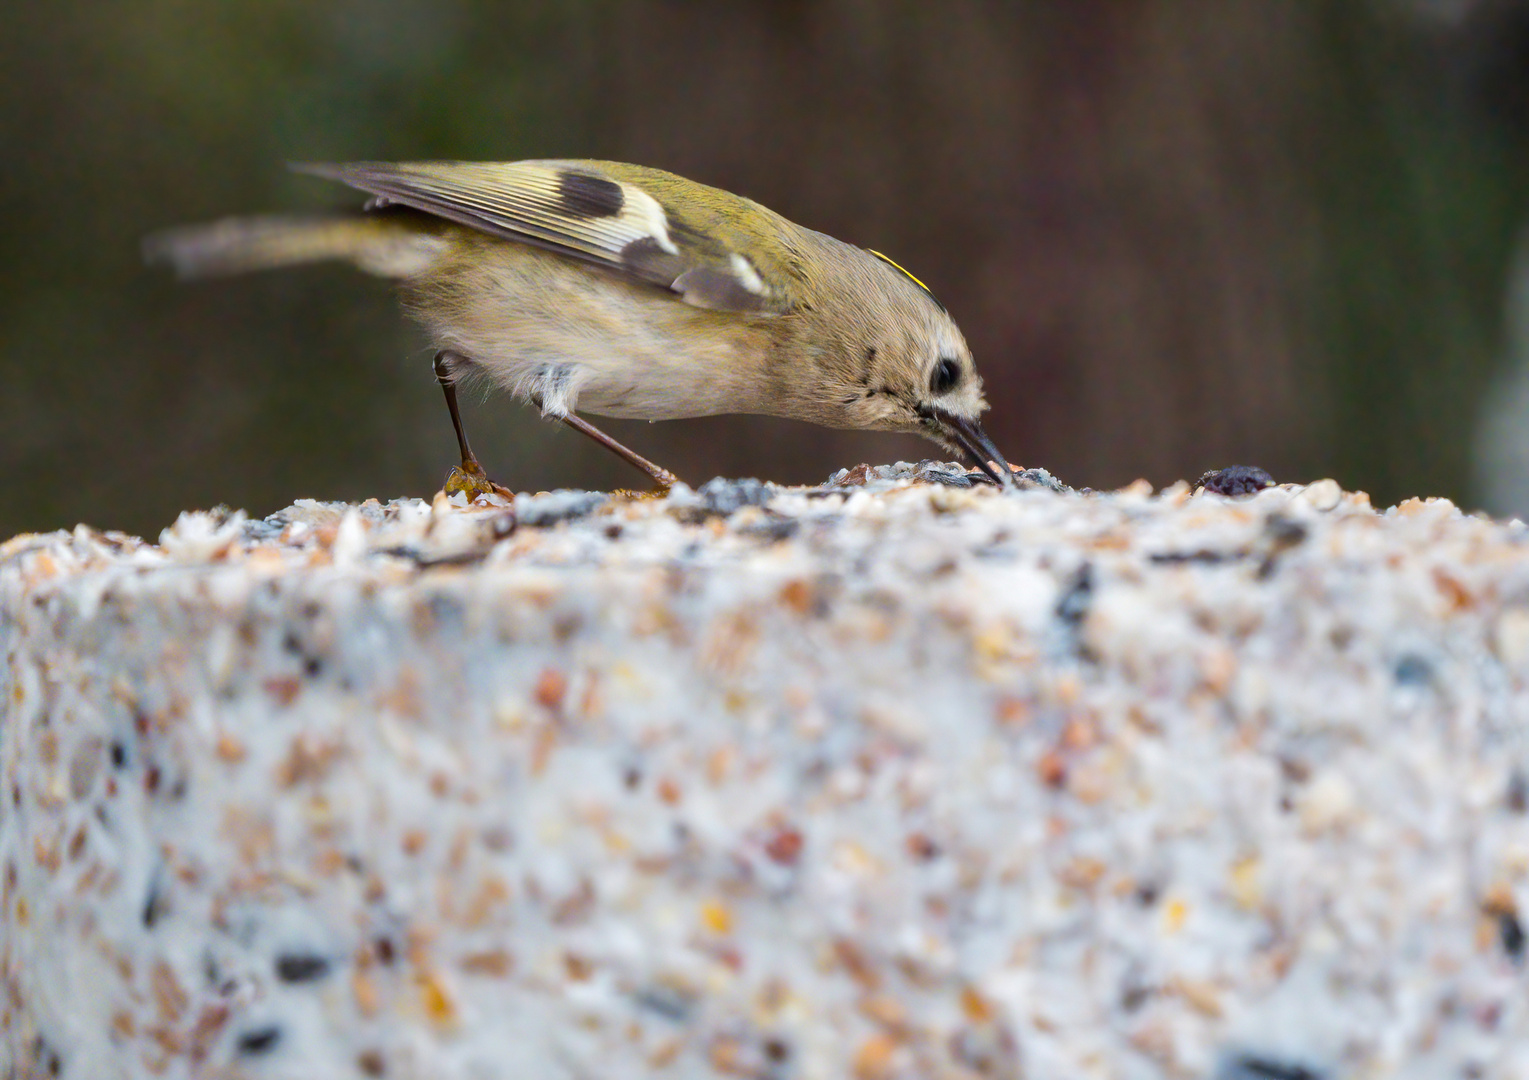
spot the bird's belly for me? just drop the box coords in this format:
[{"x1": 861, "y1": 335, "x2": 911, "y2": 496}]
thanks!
[{"x1": 407, "y1": 243, "x2": 778, "y2": 421}]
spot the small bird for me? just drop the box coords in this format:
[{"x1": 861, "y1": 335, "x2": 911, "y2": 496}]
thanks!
[{"x1": 147, "y1": 160, "x2": 1017, "y2": 496}]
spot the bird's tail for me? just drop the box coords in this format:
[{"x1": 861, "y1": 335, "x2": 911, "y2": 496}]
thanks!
[{"x1": 143, "y1": 214, "x2": 446, "y2": 280}]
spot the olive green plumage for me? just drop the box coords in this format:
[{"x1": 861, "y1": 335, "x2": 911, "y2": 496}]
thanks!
[{"x1": 147, "y1": 159, "x2": 1015, "y2": 486}]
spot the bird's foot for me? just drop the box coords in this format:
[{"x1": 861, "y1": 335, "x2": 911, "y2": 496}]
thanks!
[
  {"x1": 443, "y1": 460, "x2": 514, "y2": 502},
  {"x1": 612, "y1": 467, "x2": 679, "y2": 501}
]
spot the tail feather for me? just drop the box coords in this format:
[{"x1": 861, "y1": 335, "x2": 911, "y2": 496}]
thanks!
[{"x1": 143, "y1": 215, "x2": 446, "y2": 280}]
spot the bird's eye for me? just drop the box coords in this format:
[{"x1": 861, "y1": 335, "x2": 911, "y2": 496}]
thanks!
[{"x1": 930, "y1": 357, "x2": 961, "y2": 395}]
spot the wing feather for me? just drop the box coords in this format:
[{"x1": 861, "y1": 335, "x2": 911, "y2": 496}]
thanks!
[{"x1": 292, "y1": 160, "x2": 793, "y2": 314}]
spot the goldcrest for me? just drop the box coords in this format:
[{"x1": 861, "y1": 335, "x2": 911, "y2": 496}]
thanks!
[{"x1": 147, "y1": 160, "x2": 1017, "y2": 495}]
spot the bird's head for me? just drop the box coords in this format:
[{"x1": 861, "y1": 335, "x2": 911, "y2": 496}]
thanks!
[{"x1": 820, "y1": 246, "x2": 1017, "y2": 489}]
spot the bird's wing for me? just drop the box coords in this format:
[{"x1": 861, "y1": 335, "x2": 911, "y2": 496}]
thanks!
[{"x1": 293, "y1": 160, "x2": 798, "y2": 315}]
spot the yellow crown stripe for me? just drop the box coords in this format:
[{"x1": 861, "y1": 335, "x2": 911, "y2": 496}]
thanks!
[{"x1": 867, "y1": 249, "x2": 945, "y2": 311}]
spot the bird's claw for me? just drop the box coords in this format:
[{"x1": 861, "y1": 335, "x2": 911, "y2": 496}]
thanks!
[{"x1": 443, "y1": 461, "x2": 514, "y2": 501}]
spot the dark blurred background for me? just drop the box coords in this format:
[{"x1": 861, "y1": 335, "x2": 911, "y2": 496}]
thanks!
[{"x1": 4, "y1": 0, "x2": 1529, "y2": 538}]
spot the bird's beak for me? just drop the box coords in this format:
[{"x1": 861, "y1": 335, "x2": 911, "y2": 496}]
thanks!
[{"x1": 919, "y1": 406, "x2": 1018, "y2": 490}]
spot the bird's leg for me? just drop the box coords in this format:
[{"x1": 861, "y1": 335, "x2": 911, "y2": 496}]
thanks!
[
  {"x1": 555, "y1": 412, "x2": 682, "y2": 494},
  {"x1": 434, "y1": 351, "x2": 514, "y2": 500}
]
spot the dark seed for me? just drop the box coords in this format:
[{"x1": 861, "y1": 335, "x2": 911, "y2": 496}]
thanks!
[
  {"x1": 275, "y1": 953, "x2": 331, "y2": 983},
  {"x1": 33, "y1": 1036, "x2": 61, "y2": 1078},
  {"x1": 1263, "y1": 515, "x2": 1308, "y2": 548},
  {"x1": 634, "y1": 984, "x2": 694, "y2": 1022},
  {"x1": 142, "y1": 882, "x2": 166, "y2": 928},
  {"x1": 1196, "y1": 465, "x2": 1275, "y2": 496},
  {"x1": 1508, "y1": 770, "x2": 1528, "y2": 813},
  {"x1": 1221, "y1": 1054, "x2": 1325, "y2": 1080},
  {"x1": 1280, "y1": 757, "x2": 1312, "y2": 784},
  {"x1": 1121, "y1": 981, "x2": 1151, "y2": 1011},
  {"x1": 1394, "y1": 654, "x2": 1433, "y2": 687},
  {"x1": 740, "y1": 517, "x2": 799, "y2": 543},
  {"x1": 236, "y1": 1026, "x2": 282, "y2": 1055},
  {"x1": 558, "y1": 171, "x2": 625, "y2": 218},
  {"x1": 1055, "y1": 563, "x2": 1094, "y2": 627},
  {"x1": 1501, "y1": 910, "x2": 1525, "y2": 961},
  {"x1": 1149, "y1": 549, "x2": 1233, "y2": 565}
]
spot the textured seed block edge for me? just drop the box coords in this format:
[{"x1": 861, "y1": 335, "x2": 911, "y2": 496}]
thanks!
[{"x1": 2, "y1": 471, "x2": 1528, "y2": 1080}]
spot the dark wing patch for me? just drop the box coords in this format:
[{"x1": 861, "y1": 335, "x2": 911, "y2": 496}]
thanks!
[
  {"x1": 558, "y1": 171, "x2": 624, "y2": 218},
  {"x1": 868, "y1": 249, "x2": 947, "y2": 313}
]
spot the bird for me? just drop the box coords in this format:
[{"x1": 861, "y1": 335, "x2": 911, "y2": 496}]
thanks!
[{"x1": 146, "y1": 159, "x2": 1017, "y2": 497}]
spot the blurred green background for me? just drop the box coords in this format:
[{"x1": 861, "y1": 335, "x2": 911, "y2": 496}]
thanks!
[{"x1": 3, "y1": 0, "x2": 1529, "y2": 539}]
